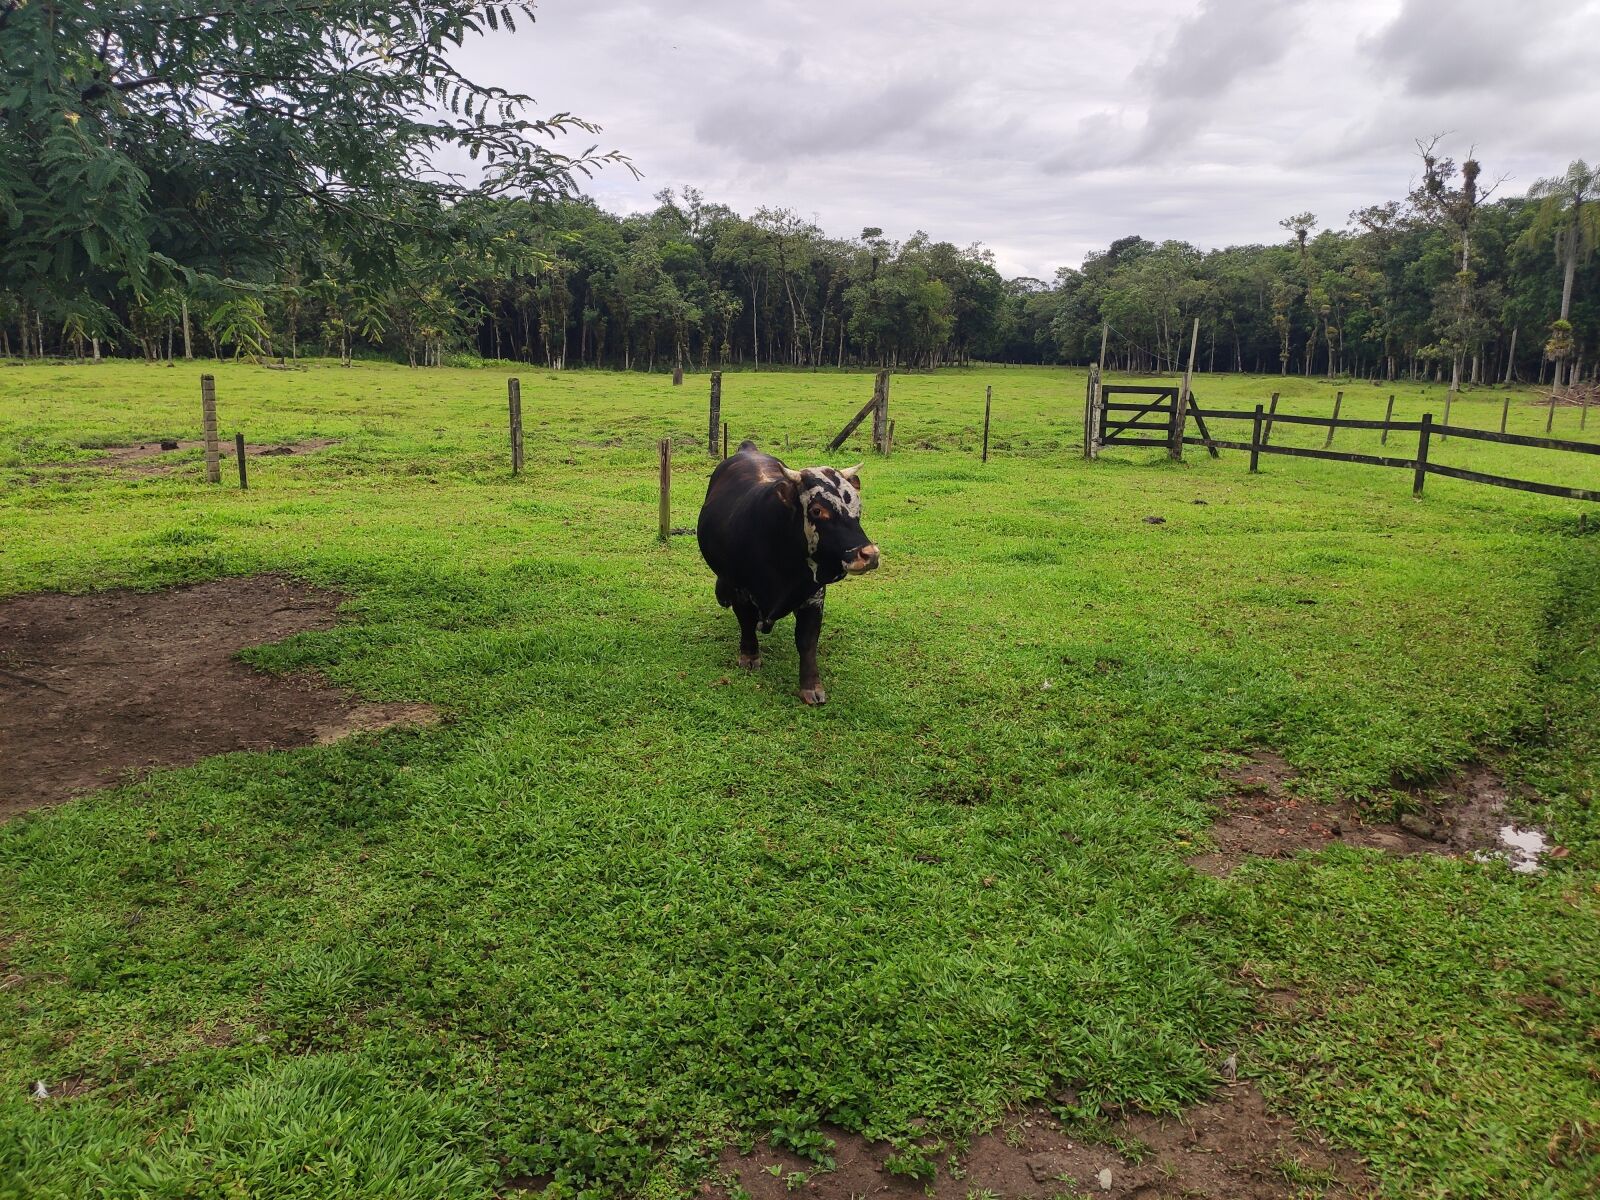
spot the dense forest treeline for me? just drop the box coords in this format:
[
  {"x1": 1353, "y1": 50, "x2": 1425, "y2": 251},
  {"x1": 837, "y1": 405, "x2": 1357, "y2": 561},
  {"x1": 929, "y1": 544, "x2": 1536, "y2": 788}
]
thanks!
[
  {"x1": 4, "y1": 4, "x2": 1596, "y2": 388},
  {"x1": 7, "y1": 170, "x2": 1599, "y2": 389}
]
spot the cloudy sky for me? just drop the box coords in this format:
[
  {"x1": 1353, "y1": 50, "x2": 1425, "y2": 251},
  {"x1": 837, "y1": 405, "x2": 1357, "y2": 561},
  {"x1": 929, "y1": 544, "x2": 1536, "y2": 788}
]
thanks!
[{"x1": 455, "y1": 0, "x2": 1600, "y2": 279}]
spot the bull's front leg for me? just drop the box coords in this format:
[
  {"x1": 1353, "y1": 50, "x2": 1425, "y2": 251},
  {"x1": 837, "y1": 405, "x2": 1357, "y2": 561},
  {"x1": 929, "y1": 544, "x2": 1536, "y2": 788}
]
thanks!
[
  {"x1": 795, "y1": 589, "x2": 826, "y2": 705},
  {"x1": 731, "y1": 596, "x2": 762, "y2": 671}
]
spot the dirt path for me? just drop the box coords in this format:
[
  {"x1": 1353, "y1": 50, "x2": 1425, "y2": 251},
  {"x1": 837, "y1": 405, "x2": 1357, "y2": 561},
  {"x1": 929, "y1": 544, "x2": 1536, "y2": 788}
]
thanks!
[
  {"x1": 0, "y1": 574, "x2": 434, "y2": 817},
  {"x1": 694, "y1": 1082, "x2": 1371, "y2": 1199}
]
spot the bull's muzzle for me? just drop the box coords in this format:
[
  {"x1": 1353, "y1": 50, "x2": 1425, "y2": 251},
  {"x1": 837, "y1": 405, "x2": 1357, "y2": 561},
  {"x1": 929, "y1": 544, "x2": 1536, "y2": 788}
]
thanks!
[{"x1": 844, "y1": 544, "x2": 880, "y2": 574}]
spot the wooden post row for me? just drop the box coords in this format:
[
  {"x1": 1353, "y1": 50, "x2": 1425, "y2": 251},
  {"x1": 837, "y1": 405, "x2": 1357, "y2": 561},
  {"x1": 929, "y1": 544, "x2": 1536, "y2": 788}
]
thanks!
[
  {"x1": 508, "y1": 377, "x2": 524, "y2": 474},
  {"x1": 658, "y1": 438, "x2": 671, "y2": 541},
  {"x1": 708, "y1": 372, "x2": 722, "y2": 458},
  {"x1": 1323, "y1": 391, "x2": 1343, "y2": 449},
  {"x1": 1381, "y1": 394, "x2": 1396, "y2": 445},
  {"x1": 1546, "y1": 394, "x2": 1558, "y2": 434},
  {"x1": 1500, "y1": 395, "x2": 1511, "y2": 434},
  {"x1": 982, "y1": 385, "x2": 992, "y2": 463},
  {"x1": 235, "y1": 432, "x2": 247, "y2": 490},
  {"x1": 1262, "y1": 392, "x2": 1280, "y2": 445},
  {"x1": 200, "y1": 374, "x2": 220, "y2": 483},
  {"x1": 1249, "y1": 404, "x2": 1264, "y2": 474}
]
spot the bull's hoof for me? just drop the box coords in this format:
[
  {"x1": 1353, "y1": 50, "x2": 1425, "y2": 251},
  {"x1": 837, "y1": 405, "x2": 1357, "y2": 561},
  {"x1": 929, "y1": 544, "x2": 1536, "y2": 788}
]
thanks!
[
  {"x1": 737, "y1": 653, "x2": 762, "y2": 671},
  {"x1": 798, "y1": 685, "x2": 828, "y2": 706}
]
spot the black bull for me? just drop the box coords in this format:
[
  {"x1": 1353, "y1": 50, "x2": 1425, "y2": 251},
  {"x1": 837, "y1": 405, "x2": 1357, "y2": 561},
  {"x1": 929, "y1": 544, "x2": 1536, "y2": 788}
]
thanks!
[{"x1": 696, "y1": 441, "x2": 880, "y2": 705}]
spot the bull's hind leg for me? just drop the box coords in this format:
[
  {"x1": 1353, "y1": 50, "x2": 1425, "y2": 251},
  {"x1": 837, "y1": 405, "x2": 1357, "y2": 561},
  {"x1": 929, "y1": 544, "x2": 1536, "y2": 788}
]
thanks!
[{"x1": 731, "y1": 596, "x2": 763, "y2": 671}]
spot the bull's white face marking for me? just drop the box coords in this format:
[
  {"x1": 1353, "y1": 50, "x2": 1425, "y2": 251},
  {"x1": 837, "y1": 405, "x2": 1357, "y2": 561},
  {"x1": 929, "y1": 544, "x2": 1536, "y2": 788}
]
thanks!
[{"x1": 794, "y1": 465, "x2": 865, "y2": 583}]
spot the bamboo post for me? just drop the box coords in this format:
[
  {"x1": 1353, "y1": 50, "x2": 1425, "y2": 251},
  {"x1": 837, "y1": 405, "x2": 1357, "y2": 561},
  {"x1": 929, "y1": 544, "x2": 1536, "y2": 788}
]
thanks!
[
  {"x1": 1500, "y1": 395, "x2": 1511, "y2": 434},
  {"x1": 982, "y1": 385, "x2": 992, "y2": 463},
  {"x1": 234, "y1": 432, "x2": 247, "y2": 490},
  {"x1": 708, "y1": 372, "x2": 722, "y2": 457},
  {"x1": 200, "y1": 374, "x2": 220, "y2": 483},
  {"x1": 1250, "y1": 404, "x2": 1263, "y2": 474},
  {"x1": 1170, "y1": 317, "x2": 1199, "y2": 461},
  {"x1": 1413, "y1": 413, "x2": 1433, "y2": 499},
  {"x1": 1381, "y1": 394, "x2": 1396, "y2": 445},
  {"x1": 508, "y1": 377, "x2": 524, "y2": 474},
  {"x1": 1546, "y1": 393, "x2": 1558, "y2": 434},
  {"x1": 1262, "y1": 392, "x2": 1280, "y2": 445},
  {"x1": 657, "y1": 438, "x2": 671, "y2": 542},
  {"x1": 1323, "y1": 391, "x2": 1343, "y2": 449}
]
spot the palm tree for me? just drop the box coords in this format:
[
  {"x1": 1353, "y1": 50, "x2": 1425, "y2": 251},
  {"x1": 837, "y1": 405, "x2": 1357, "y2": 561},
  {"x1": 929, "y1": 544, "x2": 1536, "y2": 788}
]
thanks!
[{"x1": 1520, "y1": 160, "x2": 1600, "y2": 390}]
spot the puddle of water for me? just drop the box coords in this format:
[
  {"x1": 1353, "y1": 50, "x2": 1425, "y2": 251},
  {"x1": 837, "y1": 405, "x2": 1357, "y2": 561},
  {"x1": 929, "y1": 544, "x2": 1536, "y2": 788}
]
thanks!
[
  {"x1": 1498, "y1": 825, "x2": 1548, "y2": 873},
  {"x1": 1474, "y1": 825, "x2": 1549, "y2": 874}
]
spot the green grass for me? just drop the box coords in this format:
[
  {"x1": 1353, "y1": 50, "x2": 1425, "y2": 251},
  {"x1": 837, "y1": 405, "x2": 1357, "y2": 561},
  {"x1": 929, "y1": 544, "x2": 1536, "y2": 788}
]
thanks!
[{"x1": 1, "y1": 359, "x2": 1597, "y2": 1199}]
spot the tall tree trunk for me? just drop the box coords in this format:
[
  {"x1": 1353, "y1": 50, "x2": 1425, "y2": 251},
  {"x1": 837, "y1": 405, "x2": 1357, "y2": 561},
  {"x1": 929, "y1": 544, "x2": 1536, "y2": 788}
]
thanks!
[
  {"x1": 181, "y1": 298, "x2": 193, "y2": 360},
  {"x1": 1503, "y1": 327, "x2": 1517, "y2": 383}
]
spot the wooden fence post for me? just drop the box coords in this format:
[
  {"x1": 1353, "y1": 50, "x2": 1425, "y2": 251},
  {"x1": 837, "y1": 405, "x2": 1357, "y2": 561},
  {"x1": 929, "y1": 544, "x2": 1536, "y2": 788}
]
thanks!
[
  {"x1": 234, "y1": 432, "x2": 247, "y2": 490},
  {"x1": 1250, "y1": 403, "x2": 1263, "y2": 474},
  {"x1": 708, "y1": 372, "x2": 722, "y2": 457},
  {"x1": 672, "y1": 366, "x2": 684, "y2": 386},
  {"x1": 1086, "y1": 365, "x2": 1103, "y2": 459},
  {"x1": 1413, "y1": 413, "x2": 1433, "y2": 499},
  {"x1": 982, "y1": 385, "x2": 992, "y2": 463},
  {"x1": 200, "y1": 374, "x2": 220, "y2": 483},
  {"x1": 1442, "y1": 386, "x2": 1454, "y2": 439},
  {"x1": 886, "y1": 419, "x2": 895, "y2": 456},
  {"x1": 1323, "y1": 391, "x2": 1343, "y2": 449},
  {"x1": 1583, "y1": 392, "x2": 1591, "y2": 431},
  {"x1": 658, "y1": 438, "x2": 671, "y2": 541},
  {"x1": 1170, "y1": 317, "x2": 1199, "y2": 461},
  {"x1": 1381, "y1": 393, "x2": 1396, "y2": 445},
  {"x1": 1500, "y1": 395, "x2": 1511, "y2": 434},
  {"x1": 872, "y1": 369, "x2": 890, "y2": 453},
  {"x1": 1546, "y1": 393, "x2": 1558, "y2": 434},
  {"x1": 508, "y1": 377, "x2": 524, "y2": 475},
  {"x1": 1263, "y1": 391, "x2": 1280, "y2": 445},
  {"x1": 722, "y1": 421, "x2": 728, "y2": 459}
]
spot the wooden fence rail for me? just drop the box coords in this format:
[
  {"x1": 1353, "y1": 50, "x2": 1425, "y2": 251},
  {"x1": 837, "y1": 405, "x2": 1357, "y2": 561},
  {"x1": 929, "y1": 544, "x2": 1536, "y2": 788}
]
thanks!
[{"x1": 1156, "y1": 399, "x2": 1600, "y2": 505}]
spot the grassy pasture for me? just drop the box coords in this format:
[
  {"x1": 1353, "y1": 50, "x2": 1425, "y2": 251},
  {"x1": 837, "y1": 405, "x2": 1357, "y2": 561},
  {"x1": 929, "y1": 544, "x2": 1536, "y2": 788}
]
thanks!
[{"x1": 1, "y1": 360, "x2": 1597, "y2": 1199}]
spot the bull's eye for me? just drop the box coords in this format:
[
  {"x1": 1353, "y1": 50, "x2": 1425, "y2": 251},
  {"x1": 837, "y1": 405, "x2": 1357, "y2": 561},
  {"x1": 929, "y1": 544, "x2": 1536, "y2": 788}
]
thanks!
[{"x1": 809, "y1": 505, "x2": 832, "y2": 521}]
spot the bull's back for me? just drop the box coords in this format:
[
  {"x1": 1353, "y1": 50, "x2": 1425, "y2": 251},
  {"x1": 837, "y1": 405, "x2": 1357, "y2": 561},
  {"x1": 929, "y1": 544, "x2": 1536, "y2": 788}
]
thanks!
[{"x1": 697, "y1": 446, "x2": 789, "y2": 581}]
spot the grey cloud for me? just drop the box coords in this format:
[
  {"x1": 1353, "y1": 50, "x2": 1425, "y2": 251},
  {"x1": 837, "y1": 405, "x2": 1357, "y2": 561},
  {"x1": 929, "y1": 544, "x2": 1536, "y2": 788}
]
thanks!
[
  {"x1": 694, "y1": 66, "x2": 959, "y2": 163},
  {"x1": 1361, "y1": 0, "x2": 1577, "y2": 97},
  {"x1": 443, "y1": 0, "x2": 1600, "y2": 279}
]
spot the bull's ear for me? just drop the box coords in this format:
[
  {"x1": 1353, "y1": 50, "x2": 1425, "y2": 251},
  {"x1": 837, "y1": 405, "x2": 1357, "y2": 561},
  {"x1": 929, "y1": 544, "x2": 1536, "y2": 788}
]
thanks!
[
  {"x1": 839, "y1": 463, "x2": 863, "y2": 484},
  {"x1": 774, "y1": 477, "x2": 799, "y2": 507}
]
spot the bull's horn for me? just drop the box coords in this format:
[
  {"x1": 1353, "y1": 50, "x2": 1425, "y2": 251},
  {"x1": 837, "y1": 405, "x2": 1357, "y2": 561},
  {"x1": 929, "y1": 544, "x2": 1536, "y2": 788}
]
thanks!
[
  {"x1": 781, "y1": 465, "x2": 804, "y2": 485},
  {"x1": 839, "y1": 463, "x2": 863, "y2": 481}
]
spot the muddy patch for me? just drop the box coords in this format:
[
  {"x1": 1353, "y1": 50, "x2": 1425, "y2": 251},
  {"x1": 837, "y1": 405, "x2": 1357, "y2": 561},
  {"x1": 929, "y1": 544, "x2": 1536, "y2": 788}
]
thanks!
[
  {"x1": 699, "y1": 1082, "x2": 1371, "y2": 1199},
  {"x1": 84, "y1": 437, "x2": 338, "y2": 477},
  {"x1": 0, "y1": 574, "x2": 436, "y2": 817},
  {"x1": 1189, "y1": 752, "x2": 1554, "y2": 877}
]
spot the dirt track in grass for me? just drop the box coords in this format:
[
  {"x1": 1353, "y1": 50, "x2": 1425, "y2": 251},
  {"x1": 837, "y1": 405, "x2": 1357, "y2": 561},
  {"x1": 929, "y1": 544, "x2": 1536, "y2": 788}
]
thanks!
[
  {"x1": 693, "y1": 1082, "x2": 1372, "y2": 1199},
  {"x1": 0, "y1": 574, "x2": 434, "y2": 817}
]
